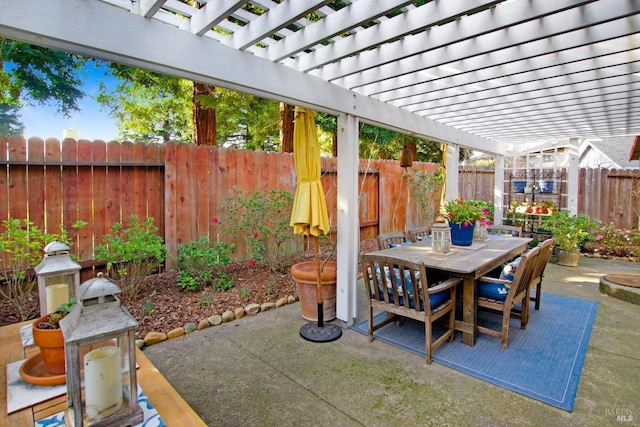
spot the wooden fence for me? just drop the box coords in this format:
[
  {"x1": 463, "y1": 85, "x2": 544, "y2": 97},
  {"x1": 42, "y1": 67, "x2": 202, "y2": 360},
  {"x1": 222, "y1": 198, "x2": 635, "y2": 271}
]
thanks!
[
  {"x1": 459, "y1": 166, "x2": 640, "y2": 230},
  {"x1": 3, "y1": 136, "x2": 636, "y2": 273},
  {"x1": 0, "y1": 137, "x2": 440, "y2": 270}
]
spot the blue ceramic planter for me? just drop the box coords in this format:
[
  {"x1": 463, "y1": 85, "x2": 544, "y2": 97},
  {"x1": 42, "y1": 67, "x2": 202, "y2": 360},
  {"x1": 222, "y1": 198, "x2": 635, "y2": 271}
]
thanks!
[{"x1": 450, "y1": 222, "x2": 475, "y2": 246}]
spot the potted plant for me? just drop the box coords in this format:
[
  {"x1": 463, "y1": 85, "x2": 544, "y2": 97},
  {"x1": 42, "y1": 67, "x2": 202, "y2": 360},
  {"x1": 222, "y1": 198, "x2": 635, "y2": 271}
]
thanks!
[
  {"x1": 32, "y1": 298, "x2": 76, "y2": 374},
  {"x1": 544, "y1": 211, "x2": 594, "y2": 266},
  {"x1": 442, "y1": 198, "x2": 486, "y2": 246}
]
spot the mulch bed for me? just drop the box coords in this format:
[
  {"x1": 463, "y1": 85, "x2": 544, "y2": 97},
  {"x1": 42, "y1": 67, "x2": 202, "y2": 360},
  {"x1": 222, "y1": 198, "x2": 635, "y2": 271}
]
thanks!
[{"x1": 1, "y1": 239, "x2": 379, "y2": 340}]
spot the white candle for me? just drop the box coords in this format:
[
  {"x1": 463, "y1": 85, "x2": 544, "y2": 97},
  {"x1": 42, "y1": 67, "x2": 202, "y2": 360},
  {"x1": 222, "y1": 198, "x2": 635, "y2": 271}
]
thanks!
[
  {"x1": 84, "y1": 346, "x2": 123, "y2": 420},
  {"x1": 45, "y1": 283, "x2": 69, "y2": 313}
]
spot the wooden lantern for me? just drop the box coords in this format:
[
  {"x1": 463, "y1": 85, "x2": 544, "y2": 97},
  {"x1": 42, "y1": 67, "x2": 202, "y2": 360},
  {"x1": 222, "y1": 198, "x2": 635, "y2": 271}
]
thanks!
[
  {"x1": 35, "y1": 241, "x2": 81, "y2": 316},
  {"x1": 60, "y1": 275, "x2": 142, "y2": 427},
  {"x1": 431, "y1": 215, "x2": 451, "y2": 254}
]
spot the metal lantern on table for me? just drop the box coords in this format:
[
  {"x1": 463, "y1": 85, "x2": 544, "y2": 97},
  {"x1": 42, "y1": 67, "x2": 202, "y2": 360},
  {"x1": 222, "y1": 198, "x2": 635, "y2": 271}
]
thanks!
[
  {"x1": 431, "y1": 215, "x2": 451, "y2": 254},
  {"x1": 59, "y1": 274, "x2": 143, "y2": 427},
  {"x1": 35, "y1": 241, "x2": 81, "y2": 316}
]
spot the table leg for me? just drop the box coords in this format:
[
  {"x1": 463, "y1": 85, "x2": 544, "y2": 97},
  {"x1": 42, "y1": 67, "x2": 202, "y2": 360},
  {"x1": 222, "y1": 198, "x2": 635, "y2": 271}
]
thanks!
[{"x1": 454, "y1": 277, "x2": 476, "y2": 346}]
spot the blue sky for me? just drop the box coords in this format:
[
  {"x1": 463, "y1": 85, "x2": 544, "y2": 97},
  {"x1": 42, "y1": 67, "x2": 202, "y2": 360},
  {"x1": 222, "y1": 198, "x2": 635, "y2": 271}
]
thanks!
[{"x1": 19, "y1": 62, "x2": 119, "y2": 141}]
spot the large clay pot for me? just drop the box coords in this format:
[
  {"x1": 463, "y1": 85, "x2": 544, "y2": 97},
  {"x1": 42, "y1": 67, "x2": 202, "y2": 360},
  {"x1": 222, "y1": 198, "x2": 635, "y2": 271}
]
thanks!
[
  {"x1": 32, "y1": 314, "x2": 66, "y2": 375},
  {"x1": 557, "y1": 249, "x2": 581, "y2": 267},
  {"x1": 450, "y1": 222, "x2": 475, "y2": 246},
  {"x1": 291, "y1": 261, "x2": 337, "y2": 322}
]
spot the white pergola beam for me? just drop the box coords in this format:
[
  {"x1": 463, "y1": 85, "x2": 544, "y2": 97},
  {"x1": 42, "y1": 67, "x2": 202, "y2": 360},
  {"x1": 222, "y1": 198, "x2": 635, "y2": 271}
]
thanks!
[
  {"x1": 285, "y1": 0, "x2": 500, "y2": 72},
  {"x1": 381, "y1": 42, "x2": 640, "y2": 103},
  {"x1": 330, "y1": 0, "x2": 635, "y2": 89},
  {"x1": 264, "y1": 0, "x2": 415, "y2": 62},
  {"x1": 230, "y1": 0, "x2": 331, "y2": 50},
  {"x1": 0, "y1": 0, "x2": 500, "y2": 154},
  {"x1": 185, "y1": 0, "x2": 249, "y2": 36}
]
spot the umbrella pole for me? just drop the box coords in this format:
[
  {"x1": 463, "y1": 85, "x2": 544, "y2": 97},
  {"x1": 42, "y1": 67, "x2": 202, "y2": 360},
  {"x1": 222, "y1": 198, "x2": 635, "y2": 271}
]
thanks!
[
  {"x1": 314, "y1": 235, "x2": 324, "y2": 328},
  {"x1": 299, "y1": 234, "x2": 342, "y2": 343}
]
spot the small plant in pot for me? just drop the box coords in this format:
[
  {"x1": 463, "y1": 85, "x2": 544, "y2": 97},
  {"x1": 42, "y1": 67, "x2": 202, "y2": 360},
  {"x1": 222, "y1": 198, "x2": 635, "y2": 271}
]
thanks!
[
  {"x1": 32, "y1": 298, "x2": 76, "y2": 375},
  {"x1": 544, "y1": 211, "x2": 595, "y2": 266}
]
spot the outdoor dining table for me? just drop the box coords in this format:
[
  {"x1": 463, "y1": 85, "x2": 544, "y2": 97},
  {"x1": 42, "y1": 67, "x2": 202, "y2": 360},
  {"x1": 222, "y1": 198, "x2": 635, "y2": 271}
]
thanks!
[{"x1": 368, "y1": 235, "x2": 532, "y2": 346}]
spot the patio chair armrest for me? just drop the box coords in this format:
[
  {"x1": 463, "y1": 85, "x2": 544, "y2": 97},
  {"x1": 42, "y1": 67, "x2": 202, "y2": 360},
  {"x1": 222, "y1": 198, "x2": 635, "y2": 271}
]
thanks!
[{"x1": 428, "y1": 277, "x2": 462, "y2": 293}]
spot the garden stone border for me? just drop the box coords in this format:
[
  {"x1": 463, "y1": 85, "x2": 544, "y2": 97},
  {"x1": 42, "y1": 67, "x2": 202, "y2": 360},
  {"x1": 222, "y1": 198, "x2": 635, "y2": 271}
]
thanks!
[{"x1": 137, "y1": 294, "x2": 298, "y2": 348}]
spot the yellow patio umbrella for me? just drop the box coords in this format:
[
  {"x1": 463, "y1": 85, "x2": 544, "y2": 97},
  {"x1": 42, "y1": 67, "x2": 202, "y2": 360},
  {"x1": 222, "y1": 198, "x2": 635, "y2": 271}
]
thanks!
[{"x1": 289, "y1": 107, "x2": 341, "y2": 341}]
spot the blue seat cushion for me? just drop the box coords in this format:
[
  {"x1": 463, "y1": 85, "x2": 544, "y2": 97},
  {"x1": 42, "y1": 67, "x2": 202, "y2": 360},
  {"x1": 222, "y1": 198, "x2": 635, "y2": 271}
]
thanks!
[
  {"x1": 478, "y1": 282, "x2": 510, "y2": 301},
  {"x1": 388, "y1": 240, "x2": 412, "y2": 248},
  {"x1": 374, "y1": 265, "x2": 420, "y2": 297},
  {"x1": 428, "y1": 289, "x2": 449, "y2": 309},
  {"x1": 376, "y1": 289, "x2": 450, "y2": 310},
  {"x1": 499, "y1": 256, "x2": 521, "y2": 281},
  {"x1": 372, "y1": 264, "x2": 450, "y2": 309}
]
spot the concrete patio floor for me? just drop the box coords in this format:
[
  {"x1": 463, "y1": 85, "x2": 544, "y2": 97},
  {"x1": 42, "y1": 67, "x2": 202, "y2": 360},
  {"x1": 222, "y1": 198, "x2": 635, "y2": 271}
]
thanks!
[{"x1": 143, "y1": 256, "x2": 639, "y2": 426}]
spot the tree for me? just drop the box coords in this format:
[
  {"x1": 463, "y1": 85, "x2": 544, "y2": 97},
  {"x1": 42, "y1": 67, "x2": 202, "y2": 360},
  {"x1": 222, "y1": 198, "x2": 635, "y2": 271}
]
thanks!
[
  {"x1": 1, "y1": 38, "x2": 86, "y2": 125},
  {"x1": 211, "y1": 89, "x2": 280, "y2": 150},
  {"x1": 280, "y1": 103, "x2": 294, "y2": 152},
  {"x1": 0, "y1": 103, "x2": 24, "y2": 136},
  {"x1": 193, "y1": 82, "x2": 217, "y2": 146},
  {"x1": 96, "y1": 64, "x2": 192, "y2": 143}
]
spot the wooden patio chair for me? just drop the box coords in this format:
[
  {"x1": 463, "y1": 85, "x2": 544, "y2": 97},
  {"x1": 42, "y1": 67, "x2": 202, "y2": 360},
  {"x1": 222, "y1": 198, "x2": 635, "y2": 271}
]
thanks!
[
  {"x1": 476, "y1": 245, "x2": 541, "y2": 349},
  {"x1": 487, "y1": 225, "x2": 522, "y2": 237},
  {"x1": 407, "y1": 226, "x2": 431, "y2": 242},
  {"x1": 361, "y1": 253, "x2": 461, "y2": 364},
  {"x1": 376, "y1": 232, "x2": 409, "y2": 250},
  {"x1": 529, "y1": 237, "x2": 555, "y2": 310}
]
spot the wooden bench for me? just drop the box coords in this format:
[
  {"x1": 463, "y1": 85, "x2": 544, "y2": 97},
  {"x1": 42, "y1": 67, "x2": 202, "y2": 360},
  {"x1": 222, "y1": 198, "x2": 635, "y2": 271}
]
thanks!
[{"x1": 0, "y1": 321, "x2": 206, "y2": 426}]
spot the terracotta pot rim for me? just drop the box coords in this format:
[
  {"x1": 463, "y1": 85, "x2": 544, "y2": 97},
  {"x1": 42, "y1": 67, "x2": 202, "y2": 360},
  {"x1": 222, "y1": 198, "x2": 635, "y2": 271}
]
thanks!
[{"x1": 291, "y1": 261, "x2": 337, "y2": 275}]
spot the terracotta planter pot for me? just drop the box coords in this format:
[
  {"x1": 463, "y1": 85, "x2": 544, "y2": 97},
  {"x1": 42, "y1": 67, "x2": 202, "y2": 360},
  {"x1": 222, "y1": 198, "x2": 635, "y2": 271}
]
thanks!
[
  {"x1": 291, "y1": 261, "x2": 337, "y2": 322},
  {"x1": 32, "y1": 314, "x2": 66, "y2": 375},
  {"x1": 557, "y1": 249, "x2": 581, "y2": 267}
]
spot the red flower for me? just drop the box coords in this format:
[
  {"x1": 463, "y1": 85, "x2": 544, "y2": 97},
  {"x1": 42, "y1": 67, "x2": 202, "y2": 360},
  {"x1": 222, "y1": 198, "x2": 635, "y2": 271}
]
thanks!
[
  {"x1": 463, "y1": 221, "x2": 470, "y2": 227},
  {"x1": 249, "y1": 259, "x2": 256, "y2": 266},
  {"x1": 253, "y1": 232, "x2": 259, "y2": 238},
  {"x1": 212, "y1": 217, "x2": 219, "y2": 224}
]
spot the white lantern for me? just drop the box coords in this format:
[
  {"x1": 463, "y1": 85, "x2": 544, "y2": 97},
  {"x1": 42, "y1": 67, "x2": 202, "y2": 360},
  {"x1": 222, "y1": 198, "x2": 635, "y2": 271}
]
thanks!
[
  {"x1": 35, "y1": 241, "x2": 81, "y2": 316},
  {"x1": 431, "y1": 215, "x2": 451, "y2": 254},
  {"x1": 60, "y1": 275, "x2": 142, "y2": 427}
]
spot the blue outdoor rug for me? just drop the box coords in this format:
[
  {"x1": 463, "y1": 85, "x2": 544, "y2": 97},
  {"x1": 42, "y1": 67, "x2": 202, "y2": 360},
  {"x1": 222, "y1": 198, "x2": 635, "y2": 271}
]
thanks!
[{"x1": 350, "y1": 293, "x2": 598, "y2": 411}]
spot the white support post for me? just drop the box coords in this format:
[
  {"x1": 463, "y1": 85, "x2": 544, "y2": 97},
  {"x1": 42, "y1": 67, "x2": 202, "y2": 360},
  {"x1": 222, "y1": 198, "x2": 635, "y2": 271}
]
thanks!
[
  {"x1": 494, "y1": 154, "x2": 505, "y2": 224},
  {"x1": 567, "y1": 138, "x2": 580, "y2": 215},
  {"x1": 336, "y1": 113, "x2": 360, "y2": 324},
  {"x1": 445, "y1": 143, "x2": 459, "y2": 202}
]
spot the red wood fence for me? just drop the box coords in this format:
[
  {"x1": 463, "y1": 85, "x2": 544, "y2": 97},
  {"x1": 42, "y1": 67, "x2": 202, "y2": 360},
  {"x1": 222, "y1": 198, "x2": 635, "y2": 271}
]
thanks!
[
  {"x1": 0, "y1": 137, "x2": 439, "y2": 269},
  {"x1": 3, "y1": 137, "x2": 636, "y2": 272}
]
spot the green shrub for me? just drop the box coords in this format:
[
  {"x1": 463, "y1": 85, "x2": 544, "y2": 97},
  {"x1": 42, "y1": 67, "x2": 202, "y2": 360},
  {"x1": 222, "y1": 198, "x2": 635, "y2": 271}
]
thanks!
[
  {"x1": 0, "y1": 218, "x2": 83, "y2": 321},
  {"x1": 177, "y1": 236, "x2": 235, "y2": 291},
  {"x1": 95, "y1": 215, "x2": 166, "y2": 300},
  {"x1": 224, "y1": 188, "x2": 296, "y2": 273}
]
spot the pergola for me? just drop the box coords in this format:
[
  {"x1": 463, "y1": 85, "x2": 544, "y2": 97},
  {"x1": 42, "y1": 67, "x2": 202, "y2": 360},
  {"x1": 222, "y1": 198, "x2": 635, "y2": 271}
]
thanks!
[{"x1": 2, "y1": 0, "x2": 639, "y2": 324}]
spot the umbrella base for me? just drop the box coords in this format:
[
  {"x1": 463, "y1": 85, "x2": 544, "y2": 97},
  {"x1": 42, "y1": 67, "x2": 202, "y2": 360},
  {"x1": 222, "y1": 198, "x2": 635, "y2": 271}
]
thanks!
[{"x1": 299, "y1": 322, "x2": 342, "y2": 343}]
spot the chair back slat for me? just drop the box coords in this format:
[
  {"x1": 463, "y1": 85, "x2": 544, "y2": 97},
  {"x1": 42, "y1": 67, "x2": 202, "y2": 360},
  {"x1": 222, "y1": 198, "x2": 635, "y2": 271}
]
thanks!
[
  {"x1": 531, "y1": 238, "x2": 555, "y2": 284},
  {"x1": 376, "y1": 232, "x2": 408, "y2": 250},
  {"x1": 362, "y1": 254, "x2": 427, "y2": 312},
  {"x1": 504, "y1": 246, "x2": 541, "y2": 306},
  {"x1": 407, "y1": 227, "x2": 431, "y2": 242}
]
